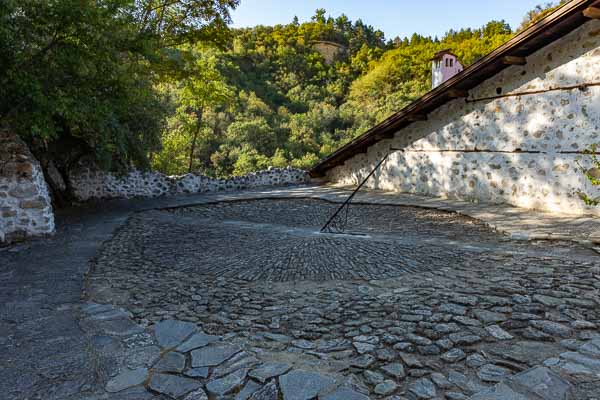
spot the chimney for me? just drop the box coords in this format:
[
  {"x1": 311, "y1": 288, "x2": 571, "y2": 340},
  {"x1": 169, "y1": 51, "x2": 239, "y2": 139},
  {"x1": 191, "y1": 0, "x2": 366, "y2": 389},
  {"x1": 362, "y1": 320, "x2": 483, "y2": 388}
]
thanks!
[{"x1": 432, "y1": 50, "x2": 463, "y2": 89}]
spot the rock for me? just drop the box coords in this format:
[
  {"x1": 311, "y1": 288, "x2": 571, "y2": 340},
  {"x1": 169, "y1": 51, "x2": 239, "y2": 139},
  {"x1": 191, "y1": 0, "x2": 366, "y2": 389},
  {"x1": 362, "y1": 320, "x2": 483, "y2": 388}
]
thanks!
[
  {"x1": 398, "y1": 352, "x2": 423, "y2": 368},
  {"x1": 559, "y1": 351, "x2": 600, "y2": 371},
  {"x1": 191, "y1": 343, "x2": 242, "y2": 367},
  {"x1": 154, "y1": 320, "x2": 197, "y2": 348},
  {"x1": 353, "y1": 341, "x2": 376, "y2": 354},
  {"x1": 125, "y1": 346, "x2": 161, "y2": 369},
  {"x1": 381, "y1": 363, "x2": 406, "y2": 379},
  {"x1": 249, "y1": 362, "x2": 292, "y2": 383},
  {"x1": 149, "y1": 373, "x2": 202, "y2": 399},
  {"x1": 291, "y1": 339, "x2": 316, "y2": 350},
  {"x1": 579, "y1": 339, "x2": 600, "y2": 357},
  {"x1": 363, "y1": 370, "x2": 385, "y2": 385},
  {"x1": 349, "y1": 354, "x2": 376, "y2": 368},
  {"x1": 466, "y1": 353, "x2": 487, "y2": 368},
  {"x1": 448, "y1": 371, "x2": 487, "y2": 394},
  {"x1": 235, "y1": 380, "x2": 262, "y2": 400},
  {"x1": 374, "y1": 380, "x2": 398, "y2": 396},
  {"x1": 530, "y1": 321, "x2": 572, "y2": 338},
  {"x1": 263, "y1": 332, "x2": 292, "y2": 343},
  {"x1": 154, "y1": 351, "x2": 186, "y2": 373},
  {"x1": 486, "y1": 325, "x2": 514, "y2": 340},
  {"x1": 206, "y1": 368, "x2": 248, "y2": 396},
  {"x1": 183, "y1": 388, "x2": 208, "y2": 400},
  {"x1": 533, "y1": 295, "x2": 564, "y2": 307},
  {"x1": 449, "y1": 332, "x2": 481, "y2": 345},
  {"x1": 441, "y1": 348, "x2": 466, "y2": 363},
  {"x1": 445, "y1": 392, "x2": 469, "y2": 400},
  {"x1": 177, "y1": 332, "x2": 220, "y2": 352},
  {"x1": 184, "y1": 367, "x2": 209, "y2": 378},
  {"x1": 509, "y1": 366, "x2": 571, "y2": 400},
  {"x1": 106, "y1": 367, "x2": 148, "y2": 393},
  {"x1": 430, "y1": 372, "x2": 451, "y2": 389},
  {"x1": 249, "y1": 381, "x2": 279, "y2": 400},
  {"x1": 409, "y1": 378, "x2": 436, "y2": 399},
  {"x1": 320, "y1": 387, "x2": 369, "y2": 400},
  {"x1": 279, "y1": 370, "x2": 336, "y2": 400},
  {"x1": 439, "y1": 303, "x2": 468, "y2": 315},
  {"x1": 477, "y1": 364, "x2": 511, "y2": 382},
  {"x1": 470, "y1": 382, "x2": 529, "y2": 400}
]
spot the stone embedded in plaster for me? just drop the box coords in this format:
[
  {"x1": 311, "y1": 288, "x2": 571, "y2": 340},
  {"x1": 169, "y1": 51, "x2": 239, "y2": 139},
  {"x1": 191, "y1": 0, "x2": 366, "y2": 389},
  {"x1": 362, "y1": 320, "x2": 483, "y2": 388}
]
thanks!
[
  {"x1": 0, "y1": 131, "x2": 55, "y2": 244},
  {"x1": 327, "y1": 20, "x2": 600, "y2": 217}
]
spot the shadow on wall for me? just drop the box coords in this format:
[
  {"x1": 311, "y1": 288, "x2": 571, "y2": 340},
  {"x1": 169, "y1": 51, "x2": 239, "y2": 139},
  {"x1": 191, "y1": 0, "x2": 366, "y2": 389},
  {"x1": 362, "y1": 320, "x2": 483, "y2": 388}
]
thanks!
[{"x1": 330, "y1": 21, "x2": 600, "y2": 216}]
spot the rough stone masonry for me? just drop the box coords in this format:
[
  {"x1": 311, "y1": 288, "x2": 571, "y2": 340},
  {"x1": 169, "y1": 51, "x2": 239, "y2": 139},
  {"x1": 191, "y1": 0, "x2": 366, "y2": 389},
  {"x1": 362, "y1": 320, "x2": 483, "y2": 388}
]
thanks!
[
  {"x1": 328, "y1": 19, "x2": 600, "y2": 216},
  {"x1": 0, "y1": 131, "x2": 54, "y2": 244}
]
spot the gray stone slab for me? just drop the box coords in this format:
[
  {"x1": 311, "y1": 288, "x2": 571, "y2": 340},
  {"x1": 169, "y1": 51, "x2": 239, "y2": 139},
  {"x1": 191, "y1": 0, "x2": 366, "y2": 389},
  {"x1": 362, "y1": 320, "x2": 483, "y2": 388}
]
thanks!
[
  {"x1": 191, "y1": 343, "x2": 242, "y2": 367},
  {"x1": 206, "y1": 368, "x2": 248, "y2": 396},
  {"x1": 249, "y1": 381, "x2": 279, "y2": 400},
  {"x1": 249, "y1": 362, "x2": 292, "y2": 383},
  {"x1": 154, "y1": 351, "x2": 186, "y2": 373},
  {"x1": 154, "y1": 320, "x2": 197, "y2": 349},
  {"x1": 409, "y1": 378, "x2": 436, "y2": 399},
  {"x1": 279, "y1": 370, "x2": 337, "y2": 400},
  {"x1": 470, "y1": 382, "x2": 530, "y2": 400},
  {"x1": 149, "y1": 373, "x2": 202, "y2": 398},
  {"x1": 182, "y1": 388, "x2": 208, "y2": 400},
  {"x1": 478, "y1": 364, "x2": 512, "y2": 382},
  {"x1": 320, "y1": 387, "x2": 369, "y2": 400},
  {"x1": 177, "y1": 332, "x2": 221, "y2": 353},
  {"x1": 105, "y1": 367, "x2": 148, "y2": 393},
  {"x1": 235, "y1": 380, "x2": 262, "y2": 400},
  {"x1": 510, "y1": 366, "x2": 572, "y2": 400}
]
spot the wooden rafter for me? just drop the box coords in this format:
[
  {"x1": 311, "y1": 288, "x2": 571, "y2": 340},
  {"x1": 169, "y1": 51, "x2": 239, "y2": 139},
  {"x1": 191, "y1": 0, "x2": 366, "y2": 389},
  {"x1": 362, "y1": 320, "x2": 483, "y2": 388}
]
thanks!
[
  {"x1": 583, "y1": 6, "x2": 600, "y2": 18},
  {"x1": 502, "y1": 56, "x2": 527, "y2": 65},
  {"x1": 447, "y1": 89, "x2": 469, "y2": 98}
]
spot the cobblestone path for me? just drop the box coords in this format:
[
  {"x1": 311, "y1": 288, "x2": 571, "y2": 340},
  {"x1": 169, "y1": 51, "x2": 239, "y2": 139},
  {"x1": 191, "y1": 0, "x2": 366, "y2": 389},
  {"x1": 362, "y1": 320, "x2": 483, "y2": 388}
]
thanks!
[{"x1": 86, "y1": 199, "x2": 600, "y2": 399}]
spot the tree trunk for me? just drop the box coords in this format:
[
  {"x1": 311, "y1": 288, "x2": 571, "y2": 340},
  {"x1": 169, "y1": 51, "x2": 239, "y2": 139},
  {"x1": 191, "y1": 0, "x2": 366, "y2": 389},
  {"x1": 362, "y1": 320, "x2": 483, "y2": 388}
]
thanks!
[{"x1": 188, "y1": 107, "x2": 203, "y2": 173}]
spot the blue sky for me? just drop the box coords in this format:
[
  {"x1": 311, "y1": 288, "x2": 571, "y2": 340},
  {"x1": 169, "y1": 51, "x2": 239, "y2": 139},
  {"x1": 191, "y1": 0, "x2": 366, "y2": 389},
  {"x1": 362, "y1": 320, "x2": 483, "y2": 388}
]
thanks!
[{"x1": 231, "y1": 0, "x2": 549, "y2": 39}]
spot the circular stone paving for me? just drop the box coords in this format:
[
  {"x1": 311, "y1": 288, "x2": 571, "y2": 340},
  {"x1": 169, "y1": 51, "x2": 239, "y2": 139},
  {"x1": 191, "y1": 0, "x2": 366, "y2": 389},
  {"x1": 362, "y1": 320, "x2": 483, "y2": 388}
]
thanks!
[{"x1": 88, "y1": 198, "x2": 600, "y2": 399}]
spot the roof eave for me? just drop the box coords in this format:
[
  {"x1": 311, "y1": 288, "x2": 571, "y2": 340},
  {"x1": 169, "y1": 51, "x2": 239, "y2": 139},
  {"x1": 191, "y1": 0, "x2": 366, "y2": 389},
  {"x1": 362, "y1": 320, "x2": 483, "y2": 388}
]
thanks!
[{"x1": 309, "y1": 0, "x2": 598, "y2": 177}]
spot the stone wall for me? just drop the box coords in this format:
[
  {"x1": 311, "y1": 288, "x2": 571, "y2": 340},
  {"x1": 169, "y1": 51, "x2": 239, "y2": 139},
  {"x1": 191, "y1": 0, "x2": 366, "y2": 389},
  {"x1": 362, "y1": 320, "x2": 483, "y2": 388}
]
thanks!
[
  {"x1": 328, "y1": 20, "x2": 600, "y2": 216},
  {"x1": 0, "y1": 132, "x2": 55, "y2": 244},
  {"x1": 69, "y1": 166, "x2": 310, "y2": 201}
]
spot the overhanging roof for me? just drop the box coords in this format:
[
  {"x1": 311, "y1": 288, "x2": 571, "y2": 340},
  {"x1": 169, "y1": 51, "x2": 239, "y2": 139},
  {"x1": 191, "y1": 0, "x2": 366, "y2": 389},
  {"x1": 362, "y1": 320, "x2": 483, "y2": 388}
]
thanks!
[{"x1": 310, "y1": 0, "x2": 600, "y2": 177}]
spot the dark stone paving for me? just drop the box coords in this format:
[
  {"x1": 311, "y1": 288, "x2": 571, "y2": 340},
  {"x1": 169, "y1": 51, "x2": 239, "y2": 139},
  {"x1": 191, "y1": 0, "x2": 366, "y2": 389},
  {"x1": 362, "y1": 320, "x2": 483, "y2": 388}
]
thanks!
[
  {"x1": 2, "y1": 190, "x2": 600, "y2": 400},
  {"x1": 87, "y1": 198, "x2": 600, "y2": 399}
]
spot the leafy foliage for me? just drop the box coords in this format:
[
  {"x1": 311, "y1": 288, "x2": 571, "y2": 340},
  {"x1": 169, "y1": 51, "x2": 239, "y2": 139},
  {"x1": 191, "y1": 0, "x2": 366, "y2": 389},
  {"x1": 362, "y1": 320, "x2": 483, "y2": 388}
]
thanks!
[
  {"x1": 576, "y1": 145, "x2": 600, "y2": 206},
  {"x1": 0, "y1": 0, "x2": 238, "y2": 173},
  {"x1": 155, "y1": 11, "x2": 515, "y2": 177}
]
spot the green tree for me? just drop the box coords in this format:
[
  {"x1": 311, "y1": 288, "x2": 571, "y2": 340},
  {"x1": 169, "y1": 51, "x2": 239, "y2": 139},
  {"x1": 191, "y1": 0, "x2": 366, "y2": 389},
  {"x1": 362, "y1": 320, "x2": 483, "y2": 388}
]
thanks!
[
  {"x1": 0, "y1": 0, "x2": 238, "y2": 184},
  {"x1": 173, "y1": 47, "x2": 232, "y2": 173}
]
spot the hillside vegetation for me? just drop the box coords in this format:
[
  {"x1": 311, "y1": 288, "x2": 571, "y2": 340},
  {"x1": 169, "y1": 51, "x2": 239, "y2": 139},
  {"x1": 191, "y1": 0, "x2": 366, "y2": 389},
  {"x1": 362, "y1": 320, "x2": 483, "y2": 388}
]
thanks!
[{"x1": 0, "y1": 1, "x2": 565, "y2": 188}]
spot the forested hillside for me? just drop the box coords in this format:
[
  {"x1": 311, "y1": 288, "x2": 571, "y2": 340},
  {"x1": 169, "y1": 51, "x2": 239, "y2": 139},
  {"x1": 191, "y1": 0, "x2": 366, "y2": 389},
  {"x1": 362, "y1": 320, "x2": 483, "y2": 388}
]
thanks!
[
  {"x1": 152, "y1": 8, "x2": 546, "y2": 176},
  {"x1": 0, "y1": 1, "x2": 565, "y2": 186}
]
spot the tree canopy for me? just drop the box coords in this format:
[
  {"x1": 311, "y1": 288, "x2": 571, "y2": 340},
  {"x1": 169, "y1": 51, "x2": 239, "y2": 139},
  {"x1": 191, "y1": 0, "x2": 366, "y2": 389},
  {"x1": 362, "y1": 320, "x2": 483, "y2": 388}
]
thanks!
[{"x1": 1, "y1": 1, "x2": 572, "y2": 185}]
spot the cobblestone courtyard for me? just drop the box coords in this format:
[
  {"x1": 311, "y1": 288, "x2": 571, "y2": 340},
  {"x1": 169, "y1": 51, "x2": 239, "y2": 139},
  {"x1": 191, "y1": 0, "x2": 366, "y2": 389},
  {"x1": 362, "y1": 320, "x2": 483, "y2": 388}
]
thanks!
[{"x1": 85, "y1": 198, "x2": 600, "y2": 400}]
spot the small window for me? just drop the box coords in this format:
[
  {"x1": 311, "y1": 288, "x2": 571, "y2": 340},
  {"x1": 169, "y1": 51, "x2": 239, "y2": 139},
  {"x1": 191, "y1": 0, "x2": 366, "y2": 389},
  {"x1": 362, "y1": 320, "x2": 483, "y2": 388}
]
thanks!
[
  {"x1": 449, "y1": 59, "x2": 454, "y2": 67},
  {"x1": 445, "y1": 58, "x2": 449, "y2": 67},
  {"x1": 496, "y1": 87, "x2": 503, "y2": 95}
]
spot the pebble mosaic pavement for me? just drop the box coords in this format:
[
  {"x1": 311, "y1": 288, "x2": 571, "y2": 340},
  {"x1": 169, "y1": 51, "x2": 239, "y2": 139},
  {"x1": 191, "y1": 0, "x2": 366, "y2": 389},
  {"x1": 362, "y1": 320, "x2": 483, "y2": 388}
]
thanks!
[{"x1": 84, "y1": 199, "x2": 600, "y2": 400}]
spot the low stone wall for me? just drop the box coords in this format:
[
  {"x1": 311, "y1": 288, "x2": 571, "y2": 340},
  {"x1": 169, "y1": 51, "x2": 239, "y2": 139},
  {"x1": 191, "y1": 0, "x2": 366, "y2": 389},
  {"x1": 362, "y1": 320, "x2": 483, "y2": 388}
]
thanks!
[
  {"x1": 0, "y1": 132, "x2": 55, "y2": 244},
  {"x1": 69, "y1": 166, "x2": 310, "y2": 201}
]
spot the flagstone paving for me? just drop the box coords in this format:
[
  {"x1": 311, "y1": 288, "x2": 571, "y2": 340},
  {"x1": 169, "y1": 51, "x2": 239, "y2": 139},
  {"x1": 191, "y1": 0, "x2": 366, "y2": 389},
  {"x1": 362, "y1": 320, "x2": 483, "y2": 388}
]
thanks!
[
  {"x1": 1, "y1": 187, "x2": 600, "y2": 400},
  {"x1": 86, "y1": 198, "x2": 600, "y2": 399}
]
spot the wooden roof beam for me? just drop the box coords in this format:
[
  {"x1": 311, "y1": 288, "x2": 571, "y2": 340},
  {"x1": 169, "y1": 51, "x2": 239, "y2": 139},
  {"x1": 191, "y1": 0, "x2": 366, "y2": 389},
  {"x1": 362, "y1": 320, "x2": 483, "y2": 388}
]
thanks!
[
  {"x1": 583, "y1": 6, "x2": 600, "y2": 19},
  {"x1": 503, "y1": 56, "x2": 527, "y2": 65},
  {"x1": 447, "y1": 89, "x2": 469, "y2": 98},
  {"x1": 406, "y1": 114, "x2": 428, "y2": 122}
]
